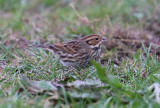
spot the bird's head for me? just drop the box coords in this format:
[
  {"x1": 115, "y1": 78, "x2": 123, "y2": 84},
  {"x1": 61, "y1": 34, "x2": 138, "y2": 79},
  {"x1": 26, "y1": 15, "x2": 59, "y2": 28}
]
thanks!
[{"x1": 82, "y1": 34, "x2": 106, "y2": 49}]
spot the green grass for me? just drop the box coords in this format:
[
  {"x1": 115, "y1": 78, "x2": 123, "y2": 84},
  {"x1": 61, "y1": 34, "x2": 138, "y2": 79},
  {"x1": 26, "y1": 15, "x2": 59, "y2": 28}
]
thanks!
[{"x1": 1, "y1": 0, "x2": 160, "y2": 107}]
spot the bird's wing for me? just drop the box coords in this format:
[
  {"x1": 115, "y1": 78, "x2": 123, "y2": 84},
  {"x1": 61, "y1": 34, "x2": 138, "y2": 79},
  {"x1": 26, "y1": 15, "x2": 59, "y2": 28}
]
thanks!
[{"x1": 48, "y1": 40, "x2": 90, "y2": 55}]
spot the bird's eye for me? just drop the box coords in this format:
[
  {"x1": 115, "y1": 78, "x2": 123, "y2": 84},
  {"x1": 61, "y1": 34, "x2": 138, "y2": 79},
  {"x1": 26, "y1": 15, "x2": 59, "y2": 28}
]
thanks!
[{"x1": 95, "y1": 38, "x2": 98, "y2": 40}]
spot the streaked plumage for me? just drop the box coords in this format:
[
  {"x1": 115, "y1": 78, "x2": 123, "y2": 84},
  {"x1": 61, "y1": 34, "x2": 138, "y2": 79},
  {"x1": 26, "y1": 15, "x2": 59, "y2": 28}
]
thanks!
[{"x1": 45, "y1": 34, "x2": 106, "y2": 69}]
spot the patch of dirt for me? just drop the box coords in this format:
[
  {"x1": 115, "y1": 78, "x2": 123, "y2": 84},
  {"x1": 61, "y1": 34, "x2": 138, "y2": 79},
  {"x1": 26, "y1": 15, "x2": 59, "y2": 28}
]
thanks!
[
  {"x1": 3, "y1": 32, "x2": 29, "y2": 49},
  {"x1": 145, "y1": 6, "x2": 160, "y2": 37},
  {"x1": 101, "y1": 26, "x2": 160, "y2": 65}
]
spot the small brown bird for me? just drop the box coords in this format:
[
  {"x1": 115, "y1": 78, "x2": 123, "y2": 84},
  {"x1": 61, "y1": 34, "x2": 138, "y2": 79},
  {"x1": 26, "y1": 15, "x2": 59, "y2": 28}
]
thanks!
[{"x1": 40, "y1": 34, "x2": 106, "y2": 69}]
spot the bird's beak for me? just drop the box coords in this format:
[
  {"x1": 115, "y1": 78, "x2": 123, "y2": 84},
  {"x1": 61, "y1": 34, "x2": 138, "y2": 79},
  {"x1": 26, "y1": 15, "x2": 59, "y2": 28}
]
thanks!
[{"x1": 102, "y1": 37, "x2": 107, "y2": 41}]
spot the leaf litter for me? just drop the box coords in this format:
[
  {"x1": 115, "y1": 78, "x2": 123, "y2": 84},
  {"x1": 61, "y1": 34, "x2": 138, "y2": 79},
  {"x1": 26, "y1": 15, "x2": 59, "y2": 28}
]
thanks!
[{"x1": 18, "y1": 74, "x2": 109, "y2": 106}]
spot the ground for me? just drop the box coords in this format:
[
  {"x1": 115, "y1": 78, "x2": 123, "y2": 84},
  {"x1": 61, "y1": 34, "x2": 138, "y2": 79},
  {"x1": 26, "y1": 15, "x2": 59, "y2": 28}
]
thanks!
[{"x1": 1, "y1": 0, "x2": 160, "y2": 108}]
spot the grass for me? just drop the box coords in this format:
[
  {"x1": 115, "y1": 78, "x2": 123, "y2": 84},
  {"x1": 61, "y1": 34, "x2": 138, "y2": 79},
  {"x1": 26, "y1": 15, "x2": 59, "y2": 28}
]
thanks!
[{"x1": 1, "y1": 0, "x2": 160, "y2": 107}]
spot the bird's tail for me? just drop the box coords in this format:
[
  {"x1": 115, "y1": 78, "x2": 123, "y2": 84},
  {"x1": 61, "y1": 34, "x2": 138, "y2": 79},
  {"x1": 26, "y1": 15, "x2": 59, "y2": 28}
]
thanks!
[
  {"x1": 29, "y1": 41, "x2": 57, "y2": 54},
  {"x1": 29, "y1": 41, "x2": 50, "y2": 48}
]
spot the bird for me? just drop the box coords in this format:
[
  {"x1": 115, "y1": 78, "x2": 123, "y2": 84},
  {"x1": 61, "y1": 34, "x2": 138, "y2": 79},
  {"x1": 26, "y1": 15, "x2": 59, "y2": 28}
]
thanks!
[{"x1": 37, "y1": 34, "x2": 106, "y2": 69}]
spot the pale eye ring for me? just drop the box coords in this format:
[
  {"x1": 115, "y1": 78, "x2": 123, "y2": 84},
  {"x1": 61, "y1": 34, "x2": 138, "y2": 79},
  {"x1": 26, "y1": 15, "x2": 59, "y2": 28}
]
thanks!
[{"x1": 95, "y1": 38, "x2": 98, "y2": 40}]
